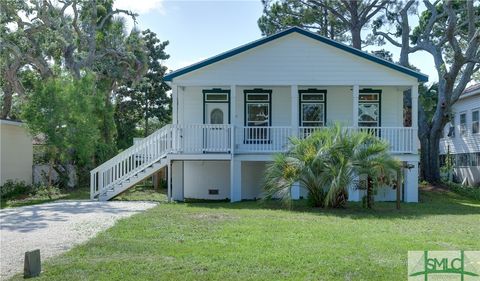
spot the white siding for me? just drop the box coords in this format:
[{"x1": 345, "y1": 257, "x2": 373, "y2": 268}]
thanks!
[
  {"x1": 183, "y1": 161, "x2": 230, "y2": 200},
  {"x1": 440, "y1": 94, "x2": 480, "y2": 154},
  {"x1": 173, "y1": 33, "x2": 418, "y2": 86},
  {"x1": 241, "y1": 161, "x2": 267, "y2": 199}
]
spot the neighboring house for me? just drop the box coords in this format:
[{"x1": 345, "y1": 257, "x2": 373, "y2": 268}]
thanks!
[
  {"x1": 0, "y1": 119, "x2": 33, "y2": 185},
  {"x1": 440, "y1": 84, "x2": 480, "y2": 186},
  {"x1": 91, "y1": 27, "x2": 428, "y2": 202}
]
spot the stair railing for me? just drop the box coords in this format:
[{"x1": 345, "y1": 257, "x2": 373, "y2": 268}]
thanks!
[{"x1": 90, "y1": 124, "x2": 173, "y2": 199}]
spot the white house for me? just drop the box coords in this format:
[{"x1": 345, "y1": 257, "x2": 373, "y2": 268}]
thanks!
[
  {"x1": 440, "y1": 84, "x2": 480, "y2": 186},
  {"x1": 90, "y1": 27, "x2": 428, "y2": 202}
]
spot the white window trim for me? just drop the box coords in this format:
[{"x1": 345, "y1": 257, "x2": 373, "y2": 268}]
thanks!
[
  {"x1": 300, "y1": 92, "x2": 326, "y2": 127},
  {"x1": 459, "y1": 111, "x2": 467, "y2": 136},
  {"x1": 472, "y1": 108, "x2": 479, "y2": 135}
]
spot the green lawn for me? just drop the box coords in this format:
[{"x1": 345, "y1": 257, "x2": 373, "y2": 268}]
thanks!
[{"x1": 9, "y1": 189, "x2": 480, "y2": 281}]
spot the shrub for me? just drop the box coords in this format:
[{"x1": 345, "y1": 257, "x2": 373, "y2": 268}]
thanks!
[
  {"x1": 443, "y1": 181, "x2": 480, "y2": 201},
  {"x1": 263, "y1": 124, "x2": 400, "y2": 208},
  {"x1": 0, "y1": 180, "x2": 33, "y2": 199},
  {"x1": 34, "y1": 185, "x2": 62, "y2": 199}
]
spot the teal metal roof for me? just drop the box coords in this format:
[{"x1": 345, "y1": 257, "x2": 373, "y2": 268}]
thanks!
[{"x1": 164, "y1": 27, "x2": 428, "y2": 82}]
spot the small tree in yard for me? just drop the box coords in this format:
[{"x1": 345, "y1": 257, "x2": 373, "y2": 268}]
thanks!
[
  {"x1": 21, "y1": 73, "x2": 101, "y2": 187},
  {"x1": 264, "y1": 125, "x2": 401, "y2": 208}
]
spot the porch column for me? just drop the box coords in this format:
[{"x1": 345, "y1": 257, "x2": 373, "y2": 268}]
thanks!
[
  {"x1": 230, "y1": 159, "x2": 242, "y2": 202},
  {"x1": 167, "y1": 160, "x2": 172, "y2": 202},
  {"x1": 404, "y1": 161, "x2": 419, "y2": 202},
  {"x1": 411, "y1": 84, "x2": 419, "y2": 152},
  {"x1": 290, "y1": 85, "x2": 300, "y2": 199},
  {"x1": 171, "y1": 161, "x2": 184, "y2": 201},
  {"x1": 230, "y1": 85, "x2": 236, "y2": 154},
  {"x1": 411, "y1": 84, "x2": 418, "y2": 128},
  {"x1": 352, "y1": 85, "x2": 359, "y2": 127},
  {"x1": 172, "y1": 84, "x2": 178, "y2": 125}
]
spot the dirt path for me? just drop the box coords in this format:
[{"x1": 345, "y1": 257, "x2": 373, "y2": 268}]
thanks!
[{"x1": 0, "y1": 200, "x2": 157, "y2": 280}]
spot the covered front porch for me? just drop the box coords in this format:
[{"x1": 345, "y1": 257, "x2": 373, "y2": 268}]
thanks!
[{"x1": 171, "y1": 84, "x2": 419, "y2": 155}]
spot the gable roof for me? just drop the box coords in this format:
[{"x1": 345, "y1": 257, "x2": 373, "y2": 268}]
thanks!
[
  {"x1": 460, "y1": 83, "x2": 480, "y2": 99},
  {"x1": 164, "y1": 27, "x2": 428, "y2": 82}
]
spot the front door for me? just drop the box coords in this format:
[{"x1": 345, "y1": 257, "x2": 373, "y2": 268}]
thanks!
[{"x1": 204, "y1": 90, "x2": 230, "y2": 152}]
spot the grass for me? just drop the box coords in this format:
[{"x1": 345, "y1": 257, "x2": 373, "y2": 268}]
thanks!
[
  {"x1": 0, "y1": 179, "x2": 164, "y2": 209},
  {"x1": 114, "y1": 183, "x2": 168, "y2": 202},
  {"x1": 0, "y1": 187, "x2": 90, "y2": 209},
  {"x1": 8, "y1": 187, "x2": 479, "y2": 281}
]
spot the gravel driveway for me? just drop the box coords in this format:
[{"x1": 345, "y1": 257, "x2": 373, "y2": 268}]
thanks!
[{"x1": 0, "y1": 200, "x2": 157, "y2": 280}]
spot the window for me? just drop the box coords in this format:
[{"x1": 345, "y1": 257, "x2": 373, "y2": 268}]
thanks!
[
  {"x1": 210, "y1": 109, "x2": 224, "y2": 124},
  {"x1": 452, "y1": 153, "x2": 480, "y2": 167},
  {"x1": 244, "y1": 89, "x2": 272, "y2": 142},
  {"x1": 299, "y1": 90, "x2": 326, "y2": 127},
  {"x1": 358, "y1": 90, "x2": 381, "y2": 127},
  {"x1": 457, "y1": 153, "x2": 469, "y2": 167},
  {"x1": 472, "y1": 109, "x2": 479, "y2": 134},
  {"x1": 460, "y1": 112, "x2": 467, "y2": 136},
  {"x1": 205, "y1": 93, "x2": 228, "y2": 102},
  {"x1": 447, "y1": 118, "x2": 455, "y2": 137}
]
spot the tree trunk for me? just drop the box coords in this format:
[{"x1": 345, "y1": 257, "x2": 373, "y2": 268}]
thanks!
[
  {"x1": 351, "y1": 26, "x2": 362, "y2": 50},
  {"x1": 366, "y1": 176, "x2": 373, "y2": 209},
  {"x1": 1, "y1": 87, "x2": 13, "y2": 119},
  {"x1": 144, "y1": 112, "x2": 149, "y2": 137},
  {"x1": 422, "y1": 130, "x2": 442, "y2": 183}
]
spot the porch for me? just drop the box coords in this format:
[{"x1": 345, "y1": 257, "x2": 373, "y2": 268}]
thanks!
[{"x1": 170, "y1": 124, "x2": 416, "y2": 155}]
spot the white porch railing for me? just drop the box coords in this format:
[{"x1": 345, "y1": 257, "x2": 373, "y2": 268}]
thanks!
[
  {"x1": 172, "y1": 124, "x2": 231, "y2": 153},
  {"x1": 299, "y1": 126, "x2": 415, "y2": 153},
  {"x1": 235, "y1": 126, "x2": 416, "y2": 154},
  {"x1": 234, "y1": 126, "x2": 292, "y2": 153},
  {"x1": 90, "y1": 124, "x2": 174, "y2": 199}
]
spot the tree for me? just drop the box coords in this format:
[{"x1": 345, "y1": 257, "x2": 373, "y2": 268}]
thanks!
[
  {"x1": 114, "y1": 29, "x2": 170, "y2": 150},
  {"x1": 21, "y1": 73, "x2": 102, "y2": 186},
  {"x1": 373, "y1": 0, "x2": 480, "y2": 182},
  {"x1": 264, "y1": 125, "x2": 400, "y2": 208},
  {"x1": 1, "y1": 0, "x2": 150, "y2": 165},
  {"x1": 258, "y1": 0, "x2": 348, "y2": 41},
  {"x1": 259, "y1": 0, "x2": 393, "y2": 49}
]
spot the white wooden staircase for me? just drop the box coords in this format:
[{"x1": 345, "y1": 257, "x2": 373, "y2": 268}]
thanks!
[{"x1": 90, "y1": 125, "x2": 174, "y2": 201}]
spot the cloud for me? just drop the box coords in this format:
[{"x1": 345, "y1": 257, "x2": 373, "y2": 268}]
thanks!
[{"x1": 114, "y1": 0, "x2": 165, "y2": 15}]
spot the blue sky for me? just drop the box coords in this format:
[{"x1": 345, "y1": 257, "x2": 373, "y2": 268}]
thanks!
[{"x1": 115, "y1": 0, "x2": 437, "y2": 83}]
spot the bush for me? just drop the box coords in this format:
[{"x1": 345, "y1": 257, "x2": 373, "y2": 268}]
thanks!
[
  {"x1": 34, "y1": 185, "x2": 62, "y2": 199},
  {"x1": 1, "y1": 180, "x2": 63, "y2": 201},
  {"x1": 263, "y1": 124, "x2": 400, "y2": 209},
  {"x1": 443, "y1": 181, "x2": 480, "y2": 201},
  {"x1": 0, "y1": 180, "x2": 33, "y2": 199}
]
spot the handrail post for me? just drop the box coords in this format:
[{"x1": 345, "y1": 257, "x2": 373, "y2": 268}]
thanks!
[
  {"x1": 230, "y1": 125, "x2": 235, "y2": 155},
  {"x1": 90, "y1": 171, "x2": 95, "y2": 200}
]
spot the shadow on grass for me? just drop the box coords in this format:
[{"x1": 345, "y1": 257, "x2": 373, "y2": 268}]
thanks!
[
  {"x1": 114, "y1": 185, "x2": 168, "y2": 202},
  {"x1": 180, "y1": 189, "x2": 480, "y2": 220}
]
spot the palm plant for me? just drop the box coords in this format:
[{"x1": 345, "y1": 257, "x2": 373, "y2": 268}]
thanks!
[{"x1": 263, "y1": 124, "x2": 401, "y2": 208}]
